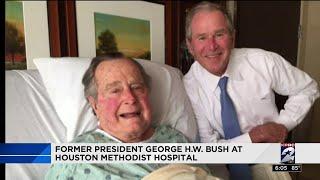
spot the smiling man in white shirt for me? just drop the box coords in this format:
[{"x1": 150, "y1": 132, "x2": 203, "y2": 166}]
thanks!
[{"x1": 183, "y1": 1, "x2": 319, "y2": 180}]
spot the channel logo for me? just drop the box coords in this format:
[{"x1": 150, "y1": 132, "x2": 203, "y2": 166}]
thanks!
[{"x1": 281, "y1": 143, "x2": 295, "y2": 164}]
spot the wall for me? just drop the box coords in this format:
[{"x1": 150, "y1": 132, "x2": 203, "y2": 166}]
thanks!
[
  {"x1": 294, "y1": 1, "x2": 320, "y2": 179},
  {"x1": 24, "y1": 2, "x2": 50, "y2": 69},
  {"x1": 295, "y1": 1, "x2": 320, "y2": 142}
]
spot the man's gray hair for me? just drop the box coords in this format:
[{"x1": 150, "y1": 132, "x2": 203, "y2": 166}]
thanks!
[
  {"x1": 185, "y1": 1, "x2": 234, "y2": 40},
  {"x1": 82, "y1": 52, "x2": 151, "y2": 100}
]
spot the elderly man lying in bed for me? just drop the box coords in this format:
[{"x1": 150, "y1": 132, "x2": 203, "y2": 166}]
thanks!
[{"x1": 45, "y1": 52, "x2": 215, "y2": 180}]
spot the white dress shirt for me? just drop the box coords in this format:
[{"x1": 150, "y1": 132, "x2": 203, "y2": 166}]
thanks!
[{"x1": 184, "y1": 48, "x2": 319, "y2": 143}]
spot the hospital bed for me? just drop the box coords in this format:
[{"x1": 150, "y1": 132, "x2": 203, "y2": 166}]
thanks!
[{"x1": 5, "y1": 57, "x2": 198, "y2": 179}]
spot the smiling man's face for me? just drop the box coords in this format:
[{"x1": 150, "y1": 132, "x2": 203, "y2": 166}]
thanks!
[
  {"x1": 187, "y1": 10, "x2": 234, "y2": 76},
  {"x1": 88, "y1": 59, "x2": 152, "y2": 142}
]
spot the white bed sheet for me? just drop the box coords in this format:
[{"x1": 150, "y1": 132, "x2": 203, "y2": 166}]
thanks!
[{"x1": 5, "y1": 70, "x2": 65, "y2": 180}]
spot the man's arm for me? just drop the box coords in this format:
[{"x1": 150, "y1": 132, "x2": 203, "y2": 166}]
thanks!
[
  {"x1": 248, "y1": 51, "x2": 319, "y2": 143},
  {"x1": 267, "y1": 52, "x2": 319, "y2": 131}
]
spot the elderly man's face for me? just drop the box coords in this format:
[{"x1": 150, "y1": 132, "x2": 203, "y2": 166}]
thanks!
[
  {"x1": 187, "y1": 10, "x2": 234, "y2": 76},
  {"x1": 89, "y1": 59, "x2": 152, "y2": 142}
]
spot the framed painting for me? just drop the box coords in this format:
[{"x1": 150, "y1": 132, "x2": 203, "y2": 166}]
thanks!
[
  {"x1": 5, "y1": 1, "x2": 50, "y2": 70},
  {"x1": 5, "y1": 1, "x2": 26, "y2": 70},
  {"x1": 76, "y1": 1, "x2": 165, "y2": 63}
]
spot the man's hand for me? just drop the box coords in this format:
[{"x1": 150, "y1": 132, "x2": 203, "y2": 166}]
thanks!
[{"x1": 249, "y1": 122, "x2": 288, "y2": 143}]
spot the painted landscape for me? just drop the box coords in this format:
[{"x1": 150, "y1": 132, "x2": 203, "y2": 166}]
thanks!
[
  {"x1": 94, "y1": 12, "x2": 151, "y2": 60},
  {"x1": 5, "y1": 1, "x2": 26, "y2": 70}
]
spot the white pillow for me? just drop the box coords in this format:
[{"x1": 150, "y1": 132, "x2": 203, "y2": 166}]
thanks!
[{"x1": 34, "y1": 57, "x2": 198, "y2": 142}]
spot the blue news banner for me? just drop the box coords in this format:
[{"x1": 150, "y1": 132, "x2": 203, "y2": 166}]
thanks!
[
  {"x1": 0, "y1": 142, "x2": 317, "y2": 172},
  {"x1": 0, "y1": 143, "x2": 51, "y2": 163}
]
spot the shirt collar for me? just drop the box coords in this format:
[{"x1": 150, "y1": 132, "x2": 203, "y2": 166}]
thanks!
[
  {"x1": 95, "y1": 128, "x2": 123, "y2": 143},
  {"x1": 225, "y1": 49, "x2": 244, "y2": 81},
  {"x1": 95, "y1": 128, "x2": 156, "y2": 143},
  {"x1": 194, "y1": 61, "x2": 220, "y2": 93},
  {"x1": 194, "y1": 49, "x2": 244, "y2": 92}
]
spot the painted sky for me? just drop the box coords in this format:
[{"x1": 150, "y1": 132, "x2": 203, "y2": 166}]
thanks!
[
  {"x1": 94, "y1": 12, "x2": 150, "y2": 55},
  {"x1": 5, "y1": 1, "x2": 24, "y2": 34}
]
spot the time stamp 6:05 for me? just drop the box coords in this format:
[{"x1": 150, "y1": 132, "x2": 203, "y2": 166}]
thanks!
[{"x1": 272, "y1": 164, "x2": 302, "y2": 172}]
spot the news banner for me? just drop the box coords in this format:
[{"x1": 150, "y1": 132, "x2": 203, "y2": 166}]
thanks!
[{"x1": 1, "y1": 143, "x2": 320, "y2": 172}]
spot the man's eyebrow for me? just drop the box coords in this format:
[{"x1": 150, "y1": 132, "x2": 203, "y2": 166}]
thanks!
[
  {"x1": 195, "y1": 33, "x2": 207, "y2": 37},
  {"x1": 104, "y1": 81, "x2": 121, "y2": 90},
  {"x1": 194, "y1": 28, "x2": 228, "y2": 37},
  {"x1": 215, "y1": 28, "x2": 228, "y2": 33}
]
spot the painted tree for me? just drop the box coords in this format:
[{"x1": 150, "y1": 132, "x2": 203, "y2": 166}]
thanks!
[
  {"x1": 5, "y1": 21, "x2": 25, "y2": 64},
  {"x1": 96, "y1": 29, "x2": 118, "y2": 55},
  {"x1": 138, "y1": 51, "x2": 151, "y2": 60}
]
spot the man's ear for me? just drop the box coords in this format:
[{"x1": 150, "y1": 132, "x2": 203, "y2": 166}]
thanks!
[
  {"x1": 88, "y1": 96, "x2": 98, "y2": 114},
  {"x1": 232, "y1": 30, "x2": 236, "y2": 48},
  {"x1": 186, "y1": 39, "x2": 194, "y2": 56}
]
